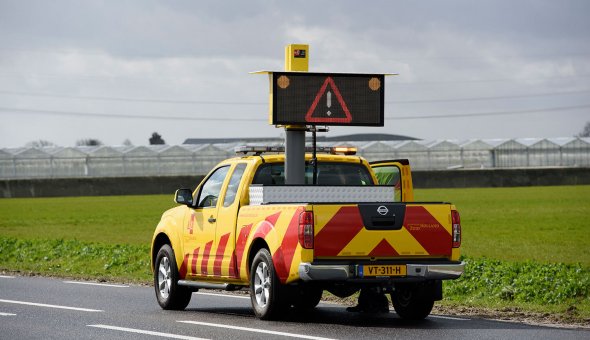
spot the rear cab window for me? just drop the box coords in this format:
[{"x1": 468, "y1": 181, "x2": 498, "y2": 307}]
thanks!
[{"x1": 252, "y1": 162, "x2": 374, "y2": 186}]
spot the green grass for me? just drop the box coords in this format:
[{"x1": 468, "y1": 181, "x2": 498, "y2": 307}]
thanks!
[
  {"x1": 2, "y1": 186, "x2": 589, "y2": 265},
  {"x1": 415, "y1": 185, "x2": 590, "y2": 266},
  {"x1": 1, "y1": 186, "x2": 589, "y2": 322},
  {"x1": 0, "y1": 237, "x2": 151, "y2": 282},
  {"x1": 446, "y1": 258, "x2": 590, "y2": 304},
  {"x1": 0, "y1": 194, "x2": 175, "y2": 245}
]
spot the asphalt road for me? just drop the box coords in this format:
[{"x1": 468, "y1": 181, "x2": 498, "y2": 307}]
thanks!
[{"x1": 0, "y1": 275, "x2": 587, "y2": 340}]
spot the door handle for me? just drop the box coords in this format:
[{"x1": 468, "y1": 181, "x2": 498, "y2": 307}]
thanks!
[{"x1": 208, "y1": 216, "x2": 216, "y2": 223}]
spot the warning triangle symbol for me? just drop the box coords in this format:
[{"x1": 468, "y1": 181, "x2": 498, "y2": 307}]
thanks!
[{"x1": 305, "y1": 77, "x2": 352, "y2": 124}]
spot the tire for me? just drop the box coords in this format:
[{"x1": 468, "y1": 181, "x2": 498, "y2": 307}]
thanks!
[
  {"x1": 250, "y1": 248, "x2": 286, "y2": 320},
  {"x1": 292, "y1": 286, "x2": 323, "y2": 310},
  {"x1": 390, "y1": 283, "x2": 435, "y2": 320},
  {"x1": 154, "y1": 244, "x2": 192, "y2": 310}
]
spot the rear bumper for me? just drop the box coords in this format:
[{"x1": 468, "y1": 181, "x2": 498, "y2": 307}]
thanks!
[{"x1": 298, "y1": 261, "x2": 465, "y2": 282}]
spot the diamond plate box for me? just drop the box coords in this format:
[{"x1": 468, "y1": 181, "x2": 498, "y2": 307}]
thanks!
[{"x1": 249, "y1": 185, "x2": 395, "y2": 205}]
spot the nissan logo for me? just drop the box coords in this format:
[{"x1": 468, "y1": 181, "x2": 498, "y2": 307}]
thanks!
[{"x1": 377, "y1": 206, "x2": 389, "y2": 216}]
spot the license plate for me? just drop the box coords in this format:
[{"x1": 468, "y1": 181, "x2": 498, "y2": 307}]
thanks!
[{"x1": 360, "y1": 265, "x2": 407, "y2": 277}]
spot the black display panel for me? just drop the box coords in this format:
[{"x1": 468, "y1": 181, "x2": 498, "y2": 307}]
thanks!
[{"x1": 271, "y1": 72, "x2": 384, "y2": 126}]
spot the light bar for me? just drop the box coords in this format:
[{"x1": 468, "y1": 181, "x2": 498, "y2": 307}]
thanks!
[
  {"x1": 332, "y1": 146, "x2": 357, "y2": 155},
  {"x1": 235, "y1": 146, "x2": 357, "y2": 156},
  {"x1": 235, "y1": 146, "x2": 285, "y2": 155}
]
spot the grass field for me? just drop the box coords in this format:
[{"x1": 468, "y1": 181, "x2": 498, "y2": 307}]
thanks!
[
  {"x1": 415, "y1": 185, "x2": 590, "y2": 266},
  {"x1": 2, "y1": 185, "x2": 589, "y2": 265},
  {"x1": 0, "y1": 194, "x2": 176, "y2": 245},
  {"x1": 1, "y1": 185, "x2": 589, "y2": 322}
]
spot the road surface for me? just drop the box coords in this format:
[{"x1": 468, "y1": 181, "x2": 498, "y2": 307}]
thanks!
[{"x1": 0, "y1": 275, "x2": 587, "y2": 339}]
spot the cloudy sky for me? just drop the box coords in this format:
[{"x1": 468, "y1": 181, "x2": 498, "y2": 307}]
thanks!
[{"x1": 1, "y1": 0, "x2": 589, "y2": 147}]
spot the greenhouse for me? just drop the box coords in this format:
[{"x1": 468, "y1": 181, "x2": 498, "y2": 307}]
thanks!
[{"x1": 1, "y1": 138, "x2": 588, "y2": 179}]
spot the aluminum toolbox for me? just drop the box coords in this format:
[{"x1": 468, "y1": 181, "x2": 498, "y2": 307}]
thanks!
[{"x1": 249, "y1": 185, "x2": 395, "y2": 205}]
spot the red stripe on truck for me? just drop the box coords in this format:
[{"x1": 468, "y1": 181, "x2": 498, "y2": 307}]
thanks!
[
  {"x1": 191, "y1": 248, "x2": 200, "y2": 275},
  {"x1": 403, "y1": 206, "x2": 452, "y2": 256},
  {"x1": 200, "y1": 241, "x2": 213, "y2": 275},
  {"x1": 265, "y1": 212, "x2": 281, "y2": 226},
  {"x1": 314, "y1": 206, "x2": 364, "y2": 257},
  {"x1": 179, "y1": 254, "x2": 190, "y2": 279},
  {"x1": 369, "y1": 239, "x2": 399, "y2": 257},
  {"x1": 213, "y1": 233, "x2": 230, "y2": 276},
  {"x1": 273, "y1": 207, "x2": 305, "y2": 283},
  {"x1": 235, "y1": 223, "x2": 253, "y2": 276}
]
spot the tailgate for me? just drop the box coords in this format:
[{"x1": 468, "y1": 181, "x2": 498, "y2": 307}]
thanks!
[{"x1": 313, "y1": 203, "x2": 453, "y2": 259}]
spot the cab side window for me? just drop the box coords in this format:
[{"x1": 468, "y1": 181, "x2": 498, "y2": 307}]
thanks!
[
  {"x1": 373, "y1": 165, "x2": 402, "y2": 202},
  {"x1": 197, "y1": 166, "x2": 230, "y2": 208},
  {"x1": 223, "y1": 163, "x2": 247, "y2": 207}
]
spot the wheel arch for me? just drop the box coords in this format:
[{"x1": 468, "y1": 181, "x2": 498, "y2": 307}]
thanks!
[
  {"x1": 247, "y1": 238, "x2": 270, "y2": 279},
  {"x1": 151, "y1": 233, "x2": 172, "y2": 271}
]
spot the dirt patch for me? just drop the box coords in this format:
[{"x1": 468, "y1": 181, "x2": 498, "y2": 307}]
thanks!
[
  {"x1": 432, "y1": 305, "x2": 590, "y2": 329},
  {"x1": 320, "y1": 290, "x2": 590, "y2": 329}
]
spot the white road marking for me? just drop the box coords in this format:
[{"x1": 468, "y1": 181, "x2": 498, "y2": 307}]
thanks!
[
  {"x1": 195, "y1": 292, "x2": 250, "y2": 300},
  {"x1": 178, "y1": 320, "x2": 337, "y2": 340},
  {"x1": 430, "y1": 315, "x2": 470, "y2": 321},
  {"x1": 0, "y1": 312, "x2": 17, "y2": 316},
  {"x1": 0, "y1": 275, "x2": 15, "y2": 279},
  {"x1": 63, "y1": 280, "x2": 129, "y2": 288},
  {"x1": 88, "y1": 324, "x2": 209, "y2": 340},
  {"x1": 0, "y1": 299, "x2": 103, "y2": 312}
]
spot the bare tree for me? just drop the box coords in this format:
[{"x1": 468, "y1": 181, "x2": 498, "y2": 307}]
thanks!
[
  {"x1": 76, "y1": 138, "x2": 103, "y2": 146},
  {"x1": 26, "y1": 140, "x2": 56, "y2": 148},
  {"x1": 578, "y1": 122, "x2": 590, "y2": 137}
]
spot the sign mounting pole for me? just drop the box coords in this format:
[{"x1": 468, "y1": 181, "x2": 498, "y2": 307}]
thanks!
[{"x1": 284, "y1": 44, "x2": 308, "y2": 185}]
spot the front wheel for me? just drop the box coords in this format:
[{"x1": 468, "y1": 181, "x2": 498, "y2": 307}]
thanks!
[
  {"x1": 154, "y1": 244, "x2": 192, "y2": 310},
  {"x1": 390, "y1": 283, "x2": 435, "y2": 320},
  {"x1": 250, "y1": 248, "x2": 285, "y2": 320}
]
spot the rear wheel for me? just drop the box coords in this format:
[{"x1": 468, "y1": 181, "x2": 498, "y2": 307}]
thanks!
[
  {"x1": 391, "y1": 283, "x2": 434, "y2": 320},
  {"x1": 250, "y1": 248, "x2": 285, "y2": 320},
  {"x1": 292, "y1": 286, "x2": 323, "y2": 310},
  {"x1": 154, "y1": 244, "x2": 192, "y2": 310}
]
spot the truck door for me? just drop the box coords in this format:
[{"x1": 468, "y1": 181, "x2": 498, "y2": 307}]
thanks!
[
  {"x1": 370, "y1": 159, "x2": 414, "y2": 202},
  {"x1": 213, "y1": 163, "x2": 248, "y2": 279},
  {"x1": 184, "y1": 165, "x2": 230, "y2": 278}
]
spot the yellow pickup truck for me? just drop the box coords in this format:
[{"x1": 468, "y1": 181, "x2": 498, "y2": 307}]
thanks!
[{"x1": 151, "y1": 146, "x2": 464, "y2": 320}]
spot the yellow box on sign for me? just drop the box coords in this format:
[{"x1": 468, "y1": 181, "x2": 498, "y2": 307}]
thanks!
[
  {"x1": 285, "y1": 44, "x2": 309, "y2": 72},
  {"x1": 268, "y1": 44, "x2": 309, "y2": 125}
]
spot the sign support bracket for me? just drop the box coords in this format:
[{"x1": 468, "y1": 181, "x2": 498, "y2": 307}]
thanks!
[
  {"x1": 284, "y1": 44, "x2": 308, "y2": 185},
  {"x1": 309, "y1": 125, "x2": 328, "y2": 185}
]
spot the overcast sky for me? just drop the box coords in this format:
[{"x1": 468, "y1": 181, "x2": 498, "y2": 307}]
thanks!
[{"x1": 1, "y1": 0, "x2": 589, "y2": 147}]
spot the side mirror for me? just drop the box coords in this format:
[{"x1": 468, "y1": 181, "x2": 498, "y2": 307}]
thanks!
[{"x1": 175, "y1": 188, "x2": 194, "y2": 206}]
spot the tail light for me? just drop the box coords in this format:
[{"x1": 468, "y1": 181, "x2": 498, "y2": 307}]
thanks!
[
  {"x1": 451, "y1": 210, "x2": 461, "y2": 248},
  {"x1": 298, "y1": 211, "x2": 314, "y2": 249}
]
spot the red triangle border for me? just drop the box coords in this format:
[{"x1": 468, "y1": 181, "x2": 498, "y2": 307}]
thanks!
[{"x1": 305, "y1": 77, "x2": 352, "y2": 123}]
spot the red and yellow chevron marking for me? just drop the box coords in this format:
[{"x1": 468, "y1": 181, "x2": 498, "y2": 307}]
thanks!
[
  {"x1": 177, "y1": 203, "x2": 454, "y2": 283},
  {"x1": 314, "y1": 204, "x2": 452, "y2": 258},
  {"x1": 235, "y1": 223, "x2": 252, "y2": 275},
  {"x1": 235, "y1": 205, "x2": 311, "y2": 284},
  {"x1": 179, "y1": 254, "x2": 190, "y2": 279},
  {"x1": 178, "y1": 205, "x2": 310, "y2": 284},
  {"x1": 213, "y1": 233, "x2": 230, "y2": 276},
  {"x1": 190, "y1": 247, "x2": 200, "y2": 274},
  {"x1": 271, "y1": 207, "x2": 303, "y2": 282},
  {"x1": 200, "y1": 241, "x2": 213, "y2": 275}
]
